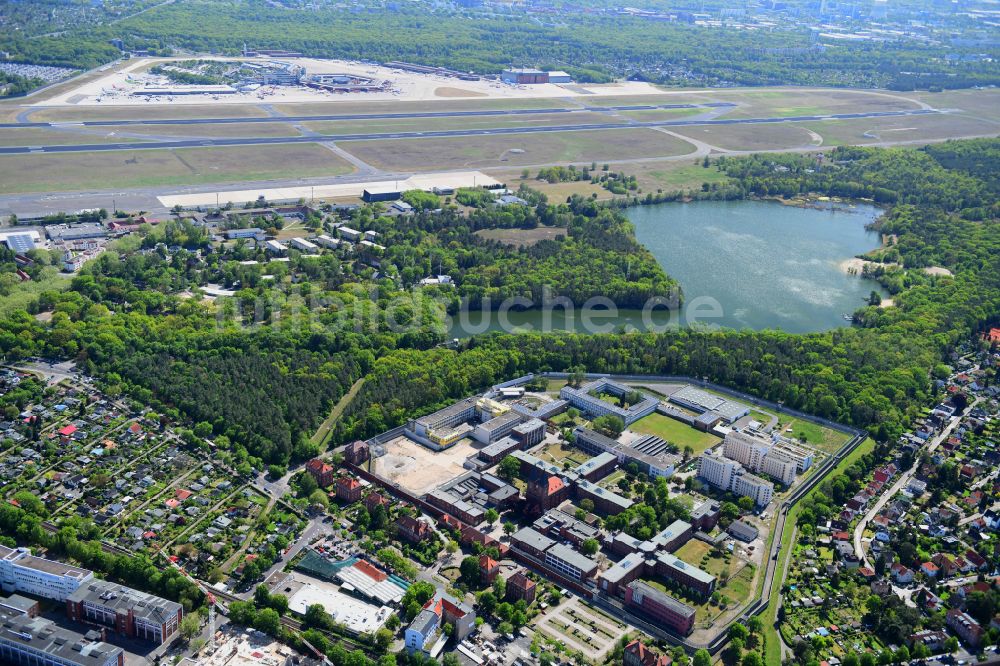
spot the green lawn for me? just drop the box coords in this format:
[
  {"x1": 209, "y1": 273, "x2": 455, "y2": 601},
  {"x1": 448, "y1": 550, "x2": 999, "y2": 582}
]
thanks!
[
  {"x1": 773, "y1": 416, "x2": 852, "y2": 454},
  {"x1": 630, "y1": 412, "x2": 720, "y2": 454}
]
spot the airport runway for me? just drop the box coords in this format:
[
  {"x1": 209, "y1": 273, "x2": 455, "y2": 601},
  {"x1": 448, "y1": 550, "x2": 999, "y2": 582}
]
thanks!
[
  {"x1": 0, "y1": 102, "x2": 735, "y2": 129},
  {"x1": 0, "y1": 108, "x2": 942, "y2": 155}
]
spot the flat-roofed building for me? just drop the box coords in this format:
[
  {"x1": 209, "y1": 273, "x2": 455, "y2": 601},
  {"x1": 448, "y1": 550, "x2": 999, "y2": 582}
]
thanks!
[
  {"x1": 698, "y1": 453, "x2": 738, "y2": 491},
  {"x1": 560, "y1": 379, "x2": 658, "y2": 425},
  {"x1": 727, "y1": 519, "x2": 759, "y2": 542},
  {"x1": 501, "y1": 68, "x2": 550, "y2": 84},
  {"x1": 511, "y1": 527, "x2": 556, "y2": 559},
  {"x1": 408, "y1": 398, "x2": 478, "y2": 450},
  {"x1": 66, "y1": 580, "x2": 182, "y2": 645},
  {"x1": 574, "y1": 427, "x2": 678, "y2": 479},
  {"x1": 650, "y1": 520, "x2": 693, "y2": 552},
  {"x1": 667, "y1": 386, "x2": 748, "y2": 423},
  {"x1": 759, "y1": 451, "x2": 797, "y2": 486},
  {"x1": 724, "y1": 430, "x2": 771, "y2": 470},
  {"x1": 511, "y1": 418, "x2": 546, "y2": 448},
  {"x1": 0, "y1": 546, "x2": 94, "y2": 602},
  {"x1": 545, "y1": 543, "x2": 598, "y2": 581},
  {"x1": 224, "y1": 227, "x2": 264, "y2": 241},
  {"x1": 689, "y1": 500, "x2": 721, "y2": 531},
  {"x1": 574, "y1": 452, "x2": 617, "y2": 481},
  {"x1": 625, "y1": 580, "x2": 696, "y2": 635},
  {"x1": 289, "y1": 237, "x2": 318, "y2": 253},
  {"x1": 477, "y1": 436, "x2": 522, "y2": 465},
  {"x1": 575, "y1": 479, "x2": 633, "y2": 515},
  {"x1": 731, "y1": 471, "x2": 773, "y2": 507},
  {"x1": 533, "y1": 510, "x2": 599, "y2": 546},
  {"x1": 0, "y1": 595, "x2": 38, "y2": 618},
  {"x1": 337, "y1": 226, "x2": 363, "y2": 242},
  {"x1": 264, "y1": 239, "x2": 286, "y2": 255},
  {"x1": 0, "y1": 231, "x2": 40, "y2": 253},
  {"x1": 0, "y1": 610, "x2": 124, "y2": 666},
  {"x1": 654, "y1": 552, "x2": 716, "y2": 597},
  {"x1": 599, "y1": 555, "x2": 645, "y2": 596},
  {"x1": 771, "y1": 440, "x2": 814, "y2": 472},
  {"x1": 46, "y1": 224, "x2": 109, "y2": 243},
  {"x1": 472, "y1": 410, "x2": 523, "y2": 445}
]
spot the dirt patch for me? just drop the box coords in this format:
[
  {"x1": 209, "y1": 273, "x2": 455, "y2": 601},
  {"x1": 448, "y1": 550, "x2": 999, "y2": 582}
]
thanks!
[
  {"x1": 924, "y1": 266, "x2": 953, "y2": 277},
  {"x1": 435, "y1": 87, "x2": 488, "y2": 98},
  {"x1": 475, "y1": 226, "x2": 567, "y2": 247},
  {"x1": 372, "y1": 435, "x2": 484, "y2": 495}
]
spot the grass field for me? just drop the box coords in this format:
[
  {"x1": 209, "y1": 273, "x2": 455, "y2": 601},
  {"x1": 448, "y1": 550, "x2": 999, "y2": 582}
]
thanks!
[
  {"x1": 801, "y1": 112, "x2": 998, "y2": 147},
  {"x1": 618, "y1": 107, "x2": 705, "y2": 122},
  {"x1": 537, "y1": 441, "x2": 590, "y2": 467},
  {"x1": 100, "y1": 122, "x2": 303, "y2": 139},
  {"x1": 304, "y1": 111, "x2": 627, "y2": 135},
  {"x1": 630, "y1": 412, "x2": 720, "y2": 454},
  {"x1": 671, "y1": 122, "x2": 820, "y2": 151},
  {"x1": 632, "y1": 161, "x2": 732, "y2": 193},
  {"x1": 0, "y1": 128, "x2": 150, "y2": 147},
  {"x1": 716, "y1": 89, "x2": 921, "y2": 120},
  {"x1": 29, "y1": 104, "x2": 269, "y2": 123},
  {"x1": 0, "y1": 143, "x2": 354, "y2": 194},
  {"x1": 911, "y1": 88, "x2": 1000, "y2": 123},
  {"x1": 274, "y1": 97, "x2": 577, "y2": 116},
  {"x1": 772, "y1": 416, "x2": 851, "y2": 454},
  {"x1": 310, "y1": 378, "x2": 365, "y2": 451},
  {"x1": 475, "y1": 226, "x2": 568, "y2": 247},
  {"x1": 341, "y1": 128, "x2": 695, "y2": 171}
]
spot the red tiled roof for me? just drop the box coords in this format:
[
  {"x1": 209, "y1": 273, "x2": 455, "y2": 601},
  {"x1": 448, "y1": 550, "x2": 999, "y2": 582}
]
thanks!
[{"x1": 58, "y1": 424, "x2": 77, "y2": 436}]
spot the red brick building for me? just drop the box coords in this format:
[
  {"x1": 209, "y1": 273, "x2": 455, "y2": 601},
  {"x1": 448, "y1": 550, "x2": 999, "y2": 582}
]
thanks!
[
  {"x1": 395, "y1": 515, "x2": 431, "y2": 543},
  {"x1": 364, "y1": 491, "x2": 389, "y2": 513},
  {"x1": 527, "y1": 475, "x2": 569, "y2": 511},
  {"x1": 306, "y1": 458, "x2": 336, "y2": 488},
  {"x1": 479, "y1": 556, "x2": 500, "y2": 584},
  {"x1": 625, "y1": 580, "x2": 696, "y2": 636},
  {"x1": 623, "y1": 639, "x2": 672, "y2": 666},
  {"x1": 336, "y1": 476, "x2": 363, "y2": 503},
  {"x1": 506, "y1": 571, "x2": 537, "y2": 604},
  {"x1": 345, "y1": 440, "x2": 370, "y2": 466}
]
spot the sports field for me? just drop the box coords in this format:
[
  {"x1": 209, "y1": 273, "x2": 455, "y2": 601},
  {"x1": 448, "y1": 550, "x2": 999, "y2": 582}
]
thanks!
[{"x1": 630, "y1": 412, "x2": 720, "y2": 454}]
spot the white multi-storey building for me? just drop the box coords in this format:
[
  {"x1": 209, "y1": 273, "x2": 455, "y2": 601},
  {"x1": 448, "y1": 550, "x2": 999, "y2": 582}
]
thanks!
[
  {"x1": 723, "y1": 430, "x2": 772, "y2": 470},
  {"x1": 724, "y1": 429, "x2": 802, "y2": 486},
  {"x1": 697, "y1": 454, "x2": 738, "y2": 491},
  {"x1": 731, "y1": 471, "x2": 774, "y2": 507},
  {"x1": 759, "y1": 451, "x2": 797, "y2": 486},
  {"x1": 0, "y1": 546, "x2": 93, "y2": 602},
  {"x1": 698, "y1": 454, "x2": 774, "y2": 507}
]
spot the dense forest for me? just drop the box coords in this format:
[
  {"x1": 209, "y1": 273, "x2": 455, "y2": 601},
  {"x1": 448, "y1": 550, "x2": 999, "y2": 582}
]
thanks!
[
  {"x1": 1, "y1": 0, "x2": 997, "y2": 89},
  {"x1": 373, "y1": 193, "x2": 677, "y2": 309}
]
